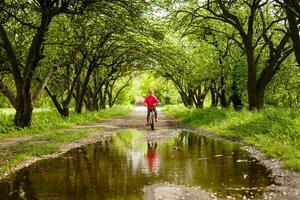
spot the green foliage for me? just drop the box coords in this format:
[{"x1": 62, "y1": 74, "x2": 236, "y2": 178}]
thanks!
[
  {"x1": 266, "y1": 56, "x2": 300, "y2": 108},
  {"x1": 163, "y1": 0, "x2": 297, "y2": 109},
  {"x1": 164, "y1": 105, "x2": 300, "y2": 170},
  {"x1": 139, "y1": 73, "x2": 180, "y2": 105},
  {"x1": 0, "y1": 113, "x2": 15, "y2": 134},
  {"x1": 0, "y1": 95, "x2": 11, "y2": 108},
  {"x1": 110, "y1": 77, "x2": 134, "y2": 105}
]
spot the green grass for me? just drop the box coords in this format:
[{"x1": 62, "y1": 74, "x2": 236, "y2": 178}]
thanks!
[
  {"x1": 11, "y1": 143, "x2": 60, "y2": 156},
  {"x1": 164, "y1": 105, "x2": 300, "y2": 170},
  {"x1": 0, "y1": 108, "x2": 50, "y2": 115},
  {"x1": 0, "y1": 126, "x2": 105, "y2": 176},
  {"x1": 32, "y1": 127, "x2": 101, "y2": 143},
  {"x1": 0, "y1": 106, "x2": 131, "y2": 177},
  {"x1": 0, "y1": 105, "x2": 131, "y2": 140},
  {"x1": 0, "y1": 143, "x2": 60, "y2": 174}
]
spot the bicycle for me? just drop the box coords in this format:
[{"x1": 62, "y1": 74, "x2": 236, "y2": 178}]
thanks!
[{"x1": 149, "y1": 108, "x2": 155, "y2": 131}]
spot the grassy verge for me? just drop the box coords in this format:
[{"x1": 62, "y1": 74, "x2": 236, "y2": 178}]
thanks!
[
  {"x1": 0, "y1": 127, "x2": 102, "y2": 175},
  {"x1": 164, "y1": 105, "x2": 300, "y2": 170},
  {"x1": 0, "y1": 106, "x2": 131, "y2": 176},
  {"x1": 0, "y1": 105, "x2": 131, "y2": 140},
  {"x1": 0, "y1": 108, "x2": 49, "y2": 115}
]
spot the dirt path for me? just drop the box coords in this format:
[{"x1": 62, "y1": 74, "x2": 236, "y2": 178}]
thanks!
[
  {"x1": 0, "y1": 107, "x2": 299, "y2": 199},
  {"x1": 0, "y1": 107, "x2": 180, "y2": 149}
]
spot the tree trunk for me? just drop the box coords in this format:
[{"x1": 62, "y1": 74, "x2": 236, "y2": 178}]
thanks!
[
  {"x1": 255, "y1": 89, "x2": 265, "y2": 109},
  {"x1": 108, "y1": 92, "x2": 113, "y2": 108},
  {"x1": 84, "y1": 88, "x2": 96, "y2": 112},
  {"x1": 230, "y1": 80, "x2": 243, "y2": 111},
  {"x1": 219, "y1": 75, "x2": 229, "y2": 108},
  {"x1": 62, "y1": 101, "x2": 70, "y2": 117},
  {"x1": 75, "y1": 65, "x2": 94, "y2": 114},
  {"x1": 246, "y1": 47, "x2": 259, "y2": 110},
  {"x1": 187, "y1": 90, "x2": 194, "y2": 107},
  {"x1": 284, "y1": 0, "x2": 300, "y2": 66},
  {"x1": 99, "y1": 95, "x2": 107, "y2": 110},
  {"x1": 14, "y1": 85, "x2": 33, "y2": 127},
  {"x1": 92, "y1": 96, "x2": 99, "y2": 111},
  {"x1": 43, "y1": 85, "x2": 66, "y2": 117},
  {"x1": 84, "y1": 97, "x2": 94, "y2": 111},
  {"x1": 195, "y1": 100, "x2": 204, "y2": 109},
  {"x1": 231, "y1": 94, "x2": 243, "y2": 111},
  {"x1": 210, "y1": 85, "x2": 218, "y2": 107},
  {"x1": 44, "y1": 89, "x2": 69, "y2": 118},
  {"x1": 193, "y1": 86, "x2": 209, "y2": 109},
  {"x1": 179, "y1": 91, "x2": 189, "y2": 107},
  {"x1": 219, "y1": 93, "x2": 228, "y2": 108},
  {"x1": 100, "y1": 82, "x2": 109, "y2": 110},
  {"x1": 98, "y1": 87, "x2": 106, "y2": 110}
]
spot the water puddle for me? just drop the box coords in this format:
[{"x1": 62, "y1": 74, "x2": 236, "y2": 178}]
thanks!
[{"x1": 0, "y1": 131, "x2": 274, "y2": 199}]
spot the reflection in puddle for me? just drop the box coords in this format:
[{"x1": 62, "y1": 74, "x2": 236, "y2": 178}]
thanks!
[
  {"x1": 146, "y1": 142, "x2": 158, "y2": 173},
  {"x1": 0, "y1": 131, "x2": 274, "y2": 199}
]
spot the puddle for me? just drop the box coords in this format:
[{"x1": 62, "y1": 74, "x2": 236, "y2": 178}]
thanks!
[{"x1": 0, "y1": 131, "x2": 274, "y2": 199}]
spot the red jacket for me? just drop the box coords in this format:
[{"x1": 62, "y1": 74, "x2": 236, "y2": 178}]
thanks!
[{"x1": 144, "y1": 95, "x2": 160, "y2": 109}]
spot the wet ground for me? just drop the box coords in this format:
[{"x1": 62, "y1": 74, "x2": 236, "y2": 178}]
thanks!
[
  {"x1": 0, "y1": 107, "x2": 299, "y2": 199},
  {"x1": 0, "y1": 130, "x2": 276, "y2": 200}
]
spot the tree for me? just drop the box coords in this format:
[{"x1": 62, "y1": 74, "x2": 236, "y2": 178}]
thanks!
[
  {"x1": 276, "y1": 0, "x2": 300, "y2": 66},
  {"x1": 152, "y1": 35, "x2": 216, "y2": 108},
  {"x1": 192, "y1": 25, "x2": 238, "y2": 108},
  {"x1": 0, "y1": 0, "x2": 95, "y2": 127},
  {"x1": 0, "y1": 0, "x2": 153, "y2": 121},
  {"x1": 173, "y1": 0, "x2": 293, "y2": 109}
]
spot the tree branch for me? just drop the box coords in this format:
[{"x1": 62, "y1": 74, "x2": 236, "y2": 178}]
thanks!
[
  {"x1": 32, "y1": 63, "x2": 58, "y2": 102},
  {"x1": 0, "y1": 80, "x2": 16, "y2": 108},
  {"x1": 111, "y1": 77, "x2": 132, "y2": 106},
  {"x1": 0, "y1": 24, "x2": 22, "y2": 82}
]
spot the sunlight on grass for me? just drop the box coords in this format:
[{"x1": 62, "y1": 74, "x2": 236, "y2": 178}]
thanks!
[
  {"x1": 0, "y1": 105, "x2": 131, "y2": 139},
  {"x1": 0, "y1": 108, "x2": 50, "y2": 115},
  {"x1": 164, "y1": 105, "x2": 300, "y2": 170}
]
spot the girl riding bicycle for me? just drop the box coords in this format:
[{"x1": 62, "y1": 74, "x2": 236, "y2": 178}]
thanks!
[{"x1": 144, "y1": 89, "x2": 160, "y2": 126}]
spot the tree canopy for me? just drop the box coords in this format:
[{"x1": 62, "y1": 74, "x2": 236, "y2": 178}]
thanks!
[{"x1": 1, "y1": 0, "x2": 300, "y2": 127}]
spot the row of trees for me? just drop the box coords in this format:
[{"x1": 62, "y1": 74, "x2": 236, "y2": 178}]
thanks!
[
  {"x1": 0, "y1": 0, "x2": 162, "y2": 127},
  {"x1": 1, "y1": 0, "x2": 300, "y2": 128},
  {"x1": 151, "y1": 0, "x2": 300, "y2": 110}
]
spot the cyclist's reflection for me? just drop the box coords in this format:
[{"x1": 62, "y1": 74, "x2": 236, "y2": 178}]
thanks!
[{"x1": 146, "y1": 142, "x2": 158, "y2": 172}]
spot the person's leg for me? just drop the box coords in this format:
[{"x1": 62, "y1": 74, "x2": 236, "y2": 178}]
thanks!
[
  {"x1": 146, "y1": 109, "x2": 150, "y2": 125},
  {"x1": 154, "y1": 108, "x2": 158, "y2": 122}
]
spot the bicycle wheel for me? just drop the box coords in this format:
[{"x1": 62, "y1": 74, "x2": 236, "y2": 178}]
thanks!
[{"x1": 150, "y1": 111, "x2": 155, "y2": 131}]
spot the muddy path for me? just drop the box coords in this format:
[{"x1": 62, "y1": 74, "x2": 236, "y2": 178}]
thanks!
[{"x1": 0, "y1": 107, "x2": 299, "y2": 199}]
